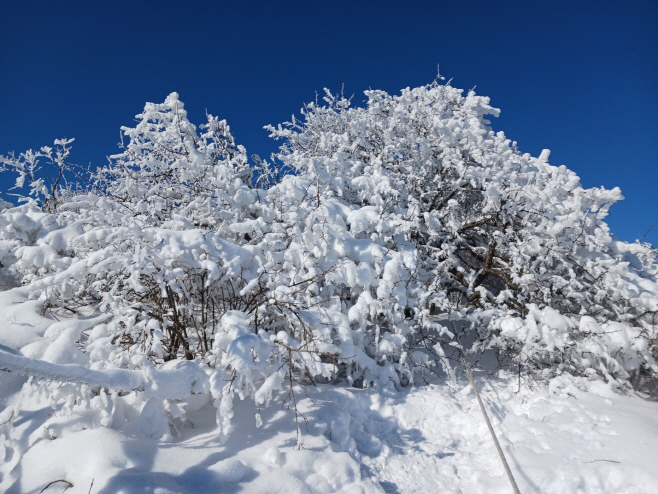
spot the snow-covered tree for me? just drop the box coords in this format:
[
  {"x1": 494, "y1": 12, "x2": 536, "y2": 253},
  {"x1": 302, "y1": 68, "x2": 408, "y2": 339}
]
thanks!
[
  {"x1": 95, "y1": 92, "x2": 253, "y2": 230},
  {"x1": 0, "y1": 137, "x2": 77, "y2": 213},
  {"x1": 0, "y1": 81, "x2": 656, "y2": 443},
  {"x1": 265, "y1": 82, "x2": 657, "y2": 386}
]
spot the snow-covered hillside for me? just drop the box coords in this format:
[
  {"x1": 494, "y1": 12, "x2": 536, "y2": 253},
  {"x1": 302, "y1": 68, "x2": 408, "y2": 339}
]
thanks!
[{"x1": 1, "y1": 80, "x2": 657, "y2": 493}]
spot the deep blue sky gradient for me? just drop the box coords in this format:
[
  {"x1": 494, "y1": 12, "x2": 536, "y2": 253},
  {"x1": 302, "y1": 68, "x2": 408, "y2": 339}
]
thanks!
[{"x1": 1, "y1": 1, "x2": 657, "y2": 243}]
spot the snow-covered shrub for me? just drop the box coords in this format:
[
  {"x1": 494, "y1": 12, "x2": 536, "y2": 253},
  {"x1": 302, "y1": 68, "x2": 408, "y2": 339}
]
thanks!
[
  {"x1": 1, "y1": 80, "x2": 656, "y2": 443},
  {"x1": 0, "y1": 137, "x2": 77, "y2": 213},
  {"x1": 95, "y1": 92, "x2": 253, "y2": 230},
  {"x1": 265, "y1": 82, "x2": 658, "y2": 387}
]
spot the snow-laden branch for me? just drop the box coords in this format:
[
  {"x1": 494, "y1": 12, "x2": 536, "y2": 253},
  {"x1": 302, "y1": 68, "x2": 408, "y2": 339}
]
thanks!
[{"x1": 0, "y1": 349, "x2": 208, "y2": 401}]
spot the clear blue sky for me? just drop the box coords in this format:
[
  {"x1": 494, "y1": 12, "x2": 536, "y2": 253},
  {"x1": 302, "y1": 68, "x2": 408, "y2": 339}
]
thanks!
[{"x1": 1, "y1": 1, "x2": 656, "y2": 244}]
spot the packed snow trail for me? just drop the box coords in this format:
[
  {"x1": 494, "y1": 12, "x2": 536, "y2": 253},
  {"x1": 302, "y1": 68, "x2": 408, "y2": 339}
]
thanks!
[
  {"x1": 357, "y1": 378, "x2": 658, "y2": 493},
  {"x1": 462, "y1": 357, "x2": 520, "y2": 494}
]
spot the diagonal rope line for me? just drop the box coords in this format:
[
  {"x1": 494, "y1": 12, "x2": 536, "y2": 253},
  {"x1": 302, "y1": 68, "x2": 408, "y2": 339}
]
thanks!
[{"x1": 462, "y1": 356, "x2": 521, "y2": 494}]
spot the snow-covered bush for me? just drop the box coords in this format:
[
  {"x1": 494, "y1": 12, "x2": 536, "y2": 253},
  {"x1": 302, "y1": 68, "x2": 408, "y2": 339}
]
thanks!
[
  {"x1": 265, "y1": 82, "x2": 657, "y2": 386},
  {"x1": 0, "y1": 137, "x2": 77, "y2": 213},
  {"x1": 1, "y1": 80, "x2": 656, "y2": 443}
]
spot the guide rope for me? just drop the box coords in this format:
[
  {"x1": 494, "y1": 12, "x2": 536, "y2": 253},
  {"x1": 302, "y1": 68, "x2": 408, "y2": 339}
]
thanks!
[{"x1": 461, "y1": 356, "x2": 521, "y2": 494}]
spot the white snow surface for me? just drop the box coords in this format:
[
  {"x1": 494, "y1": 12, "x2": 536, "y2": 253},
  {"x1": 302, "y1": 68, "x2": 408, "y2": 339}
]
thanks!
[{"x1": 1, "y1": 293, "x2": 657, "y2": 494}]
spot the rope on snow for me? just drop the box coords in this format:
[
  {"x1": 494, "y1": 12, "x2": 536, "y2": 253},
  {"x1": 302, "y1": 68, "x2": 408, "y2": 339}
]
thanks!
[{"x1": 461, "y1": 355, "x2": 521, "y2": 494}]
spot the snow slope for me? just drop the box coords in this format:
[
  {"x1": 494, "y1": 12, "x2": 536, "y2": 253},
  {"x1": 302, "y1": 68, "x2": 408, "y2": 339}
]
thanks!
[{"x1": 1, "y1": 291, "x2": 657, "y2": 494}]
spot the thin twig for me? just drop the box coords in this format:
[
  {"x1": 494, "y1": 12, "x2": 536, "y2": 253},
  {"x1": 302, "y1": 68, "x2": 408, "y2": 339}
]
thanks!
[
  {"x1": 39, "y1": 479, "x2": 73, "y2": 493},
  {"x1": 0, "y1": 410, "x2": 14, "y2": 425}
]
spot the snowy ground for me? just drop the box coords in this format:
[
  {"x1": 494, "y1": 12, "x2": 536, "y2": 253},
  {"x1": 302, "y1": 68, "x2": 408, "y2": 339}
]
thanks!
[{"x1": 1, "y1": 289, "x2": 657, "y2": 494}]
